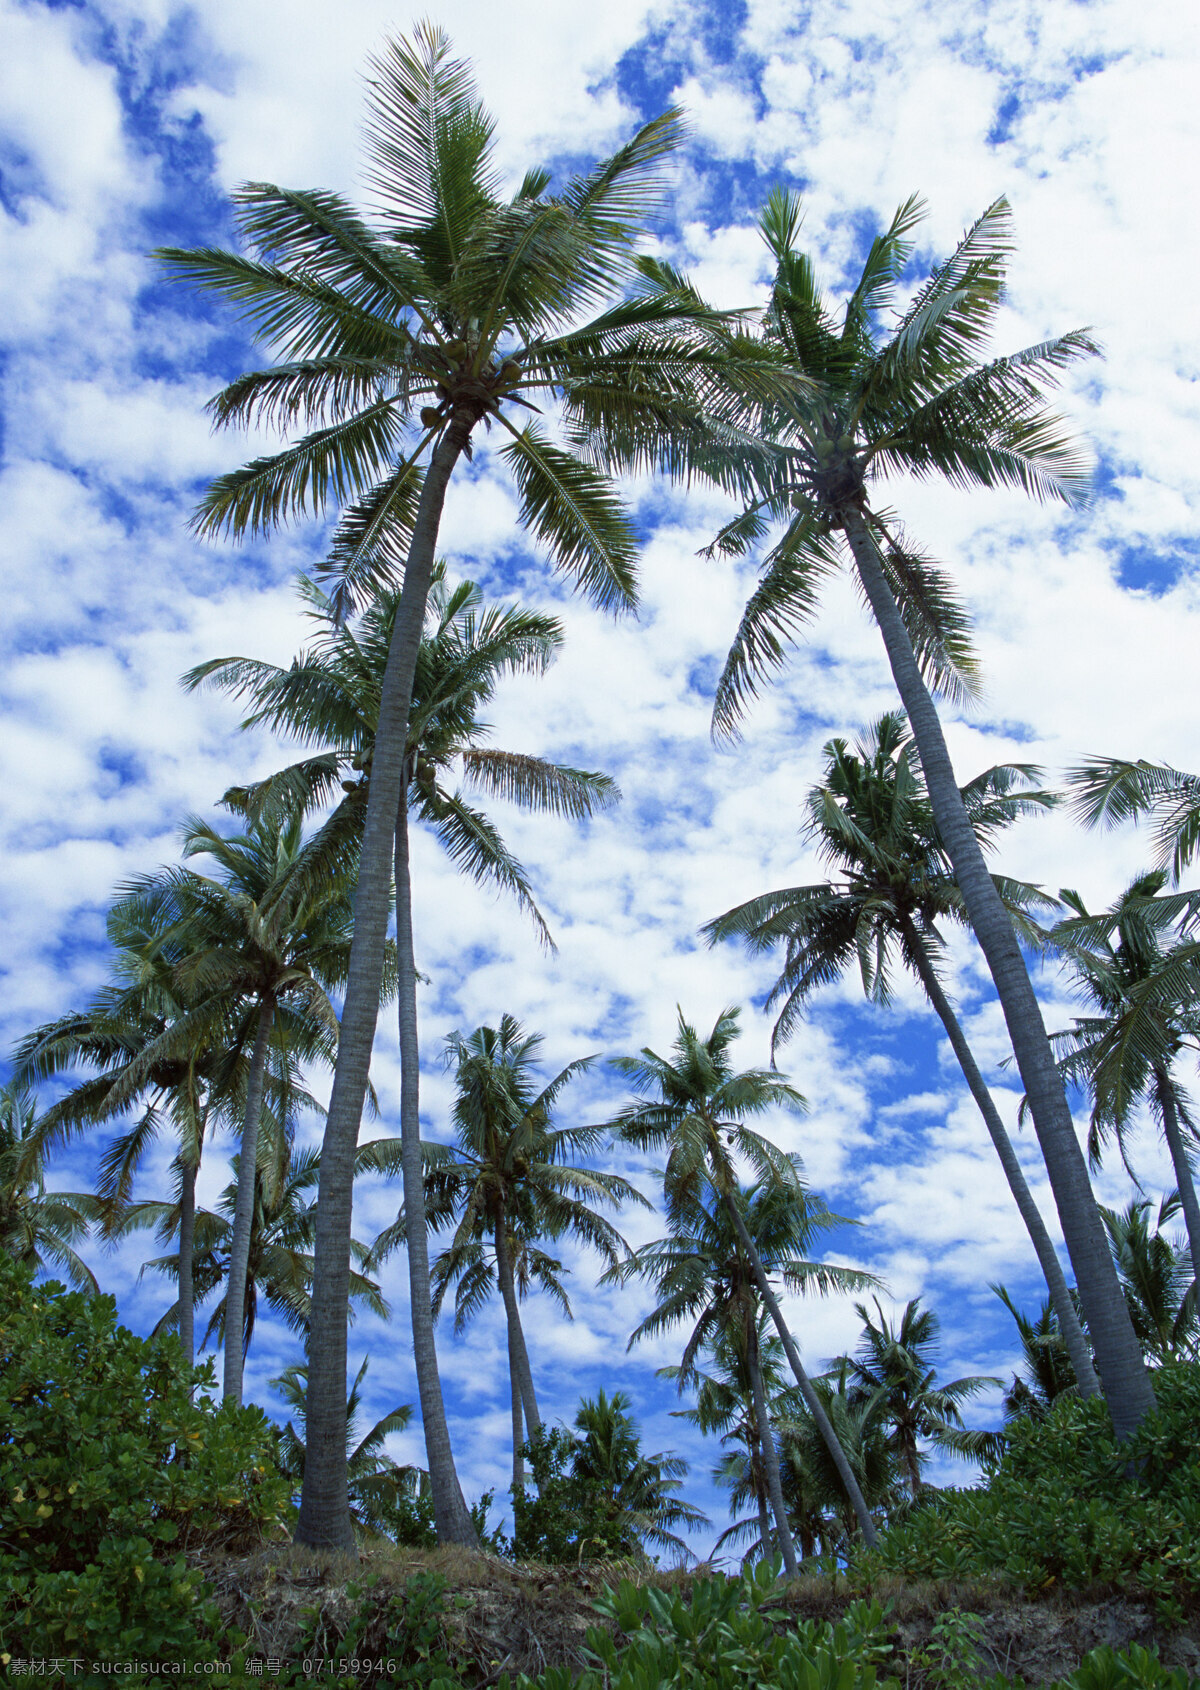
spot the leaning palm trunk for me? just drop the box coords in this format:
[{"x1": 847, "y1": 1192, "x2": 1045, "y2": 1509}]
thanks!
[
  {"x1": 722, "y1": 1193, "x2": 879, "y2": 1546},
  {"x1": 394, "y1": 772, "x2": 479, "y2": 1546},
  {"x1": 223, "y1": 997, "x2": 273, "y2": 1405},
  {"x1": 1156, "y1": 1073, "x2": 1200, "y2": 1282},
  {"x1": 845, "y1": 514, "x2": 1155, "y2": 1436},
  {"x1": 298, "y1": 425, "x2": 469, "y2": 1549},
  {"x1": 495, "y1": 1220, "x2": 542, "y2": 1441},
  {"x1": 745, "y1": 1321, "x2": 799, "y2": 1576},
  {"x1": 178, "y1": 1153, "x2": 197, "y2": 1378},
  {"x1": 900, "y1": 915, "x2": 1100, "y2": 1397}
]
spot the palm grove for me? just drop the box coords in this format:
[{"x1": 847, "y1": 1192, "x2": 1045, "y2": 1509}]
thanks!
[{"x1": 6, "y1": 27, "x2": 1198, "y2": 1569}]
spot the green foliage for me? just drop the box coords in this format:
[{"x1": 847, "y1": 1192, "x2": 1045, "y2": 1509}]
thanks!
[
  {"x1": 297, "y1": 1570, "x2": 468, "y2": 1689},
  {"x1": 506, "y1": 1563, "x2": 897, "y2": 1690},
  {"x1": 1051, "y1": 1645, "x2": 1199, "y2": 1689},
  {"x1": 0, "y1": 1255, "x2": 288, "y2": 1663},
  {"x1": 860, "y1": 1362, "x2": 1200, "y2": 1614}
]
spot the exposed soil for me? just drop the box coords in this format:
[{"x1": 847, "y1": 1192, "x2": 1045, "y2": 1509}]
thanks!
[{"x1": 197, "y1": 1543, "x2": 1200, "y2": 1687}]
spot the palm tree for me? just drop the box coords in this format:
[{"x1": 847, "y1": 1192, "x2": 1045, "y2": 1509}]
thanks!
[
  {"x1": 703, "y1": 190, "x2": 1153, "y2": 1434},
  {"x1": 112, "y1": 801, "x2": 366, "y2": 1405},
  {"x1": 993, "y1": 1283, "x2": 1083, "y2": 1422},
  {"x1": 569, "y1": 1388, "x2": 708, "y2": 1567},
  {"x1": 607, "y1": 1006, "x2": 880, "y2": 1545},
  {"x1": 666, "y1": 1321, "x2": 789, "y2": 1566},
  {"x1": 704, "y1": 712, "x2": 1099, "y2": 1397},
  {"x1": 1066, "y1": 757, "x2": 1200, "y2": 886},
  {"x1": 372, "y1": 1016, "x2": 645, "y2": 1492},
  {"x1": 1101, "y1": 1198, "x2": 1196, "y2": 1364},
  {"x1": 272, "y1": 1357, "x2": 427, "y2": 1537},
  {"x1": 163, "y1": 24, "x2": 787, "y2": 1547},
  {"x1": 611, "y1": 1173, "x2": 877, "y2": 1572},
  {"x1": 0, "y1": 1084, "x2": 103, "y2": 1291},
  {"x1": 428, "y1": 1213, "x2": 571, "y2": 1494},
  {"x1": 10, "y1": 898, "x2": 311, "y2": 1373},
  {"x1": 1044, "y1": 875, "x2": 1200, "y2": 1281},
  {"x1": 185, "y1": 567, "x2": 616, "y2": 1511},
  {"x1": 777, "y1": 1364, "x2": 900, "y2": 1546},
  {"x1": 122, "y1": 1137, "x2": 391, "y2": 1374},
  {"x1": 839, "y1": 1298, "x2": 1001, "y2": 1495}
]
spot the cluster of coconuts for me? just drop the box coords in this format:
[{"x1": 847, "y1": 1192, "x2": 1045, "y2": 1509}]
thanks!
[{"x1": 418, "y1": 341, "x2": 524, "y2": 430}]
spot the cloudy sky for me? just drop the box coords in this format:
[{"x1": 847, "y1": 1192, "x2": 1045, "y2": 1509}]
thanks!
[{"x1": 3, "y1": 0, "x2": 1199, "y2": 1554}]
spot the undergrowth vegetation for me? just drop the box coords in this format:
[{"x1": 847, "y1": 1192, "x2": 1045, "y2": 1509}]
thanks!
[{"x1": 857, "y1": 1363, "x2": 1200, "y2": 1622}]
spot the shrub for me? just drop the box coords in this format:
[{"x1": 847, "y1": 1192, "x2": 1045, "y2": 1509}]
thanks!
[
  {"x1": 0, "y1": 1254, "x2": 289, "y2": 1665},
  {"x1": 498, "y1": 1561, "x2": 897, "y2": 1690},
  {"x1": 858, "y1": 1363, "x2": 1200, "y2": 1616}
]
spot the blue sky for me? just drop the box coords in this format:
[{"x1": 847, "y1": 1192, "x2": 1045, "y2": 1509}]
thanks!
[{"x1": 3, "y1": 0, "x2": 1200, "y2": 1556}]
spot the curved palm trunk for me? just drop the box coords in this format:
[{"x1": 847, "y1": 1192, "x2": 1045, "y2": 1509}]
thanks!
[
  {"x1": 901, "y1": 916, "x2": 1100, "y2": 1398},
  {"x1": 394, "y1": 775, "x2": 479, "y2": 1546},
  {"x1": 1155, "y1": 1071, "x2": 1200, "y2": 1282},
  {"x1": 178, "y1": 1154, "x2": 197, "y2": 1378},
  {"x1": 845, "y1": 512, "x2": 1155, "y2": 1438},
  {"x1": 721, "y1": 1192, "x2": 879, "y2": 1547},
  {"x1": 495, "y1": 1218, "x2": 542, "y2": 1439},
  {"x1": 745, "y1": 1319, "x2": 799, "y2": 1576},
  {"x1": 223, "y1": 996, "x2": 273, "y2": 1405},
  {"x1": 298, "y1": 425, "x2": 469, "y2": 1550}
]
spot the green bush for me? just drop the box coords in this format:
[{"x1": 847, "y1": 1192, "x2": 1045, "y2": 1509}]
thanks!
[
  {"x1": 858, "y1": 1363, "x2": 1200, "y2": 1616},
  {"x1": 0, "y1": 1255, "x2": 289, "y2": 1667},
  {"x1": 498, "y1": 1561, "x2": 898, "y2": 1690}
]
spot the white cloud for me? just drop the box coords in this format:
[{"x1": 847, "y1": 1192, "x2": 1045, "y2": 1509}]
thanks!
[{"x1": 3, "y1": 0, "x2": 1198, "y2": 1555}]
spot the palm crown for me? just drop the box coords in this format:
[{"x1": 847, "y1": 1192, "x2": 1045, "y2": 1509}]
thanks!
[
  {"x1": 704, "y1": 711, "x2": 1056, "y2": 1050},
  {"x1": 163, "y1": 25, "x2": 782, "y2": 620},
  {"x1": 186, "y1": 564, "x2": 617, "y2": 948},
  {"x1": 707, "y1": 192, "x2": 1095, "y2": 738}
]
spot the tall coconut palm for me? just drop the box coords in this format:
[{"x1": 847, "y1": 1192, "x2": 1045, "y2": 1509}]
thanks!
[
  {"x1": 185, "y1": 567, "x2": 617, "y2": 1513},
  {"x1": 372, "y1": 1015, "x2": 645, "y2": 1492},
  {"x1": 0, "y1": 1084, "x2": 103, "y2": 1291},
  {"x1": 607, "y1": 1007, "x2": 880, "y2": 1545},
  {"x1": 113, "y1": 801, "x2": 367, "y2": 1406},
  {"x1": 613, "y1": 1174, "x2": 877, "y2": 1571},
  {"x1": 838, "y1": 1298, "x2": 1001, "y2": 1495},
  {"x1": 702, "y1": 189, "x2": 1152, "y2": 1435},
  {"x1": 164, "y1": 24, "x2": 789, "y2": 1547},
  {"x1": 1066, "y1": 757, "x2": 1200, "y2": 886},
  {"x1": 704, "y1": 712, "x2": 1098, "y2": 1397},
  {"x1": 1044, "y1": 875, "x2": 1200, "y2": 1283}
]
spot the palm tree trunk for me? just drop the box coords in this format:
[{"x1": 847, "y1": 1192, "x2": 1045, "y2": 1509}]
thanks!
[
  {"x1": 297, "y1": 423, "x2": 470, "y2": 1550},
  {"x1": 510, "y1": 1352, "x2": 525, "y2": 1493},
  {"x1": 754, "y1": 1476, "x2": 773, "y2": 1565},
  {"x1": 178, "y1": 1153, "x2": 197, "y2": 1378},
  {"x1": 845, "y1": 510, "x2": 1155, "y2": 1438},
  {"x1": 495, "y1": 1218, "x2": 542, "y2": 1438},
  {"x1": 721, "y1": 1191, "x2": 879, "y2": 1546},
  {"x1": 393, "y1": 775, "x2": 479, "y2": 1547},
  {"x1": 745, "y1": 1319, "x2": 799, "y2": 1576},
  {"x1": 1156, "y1": 1070, "x2": 1200, "y2": 1279},
  {"x1": 900, "y1": 915, "x2": 1100, "y2": 1398},
  {"x1": 223, "y1": 996, "x2": 272, "y2": 1406}
]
